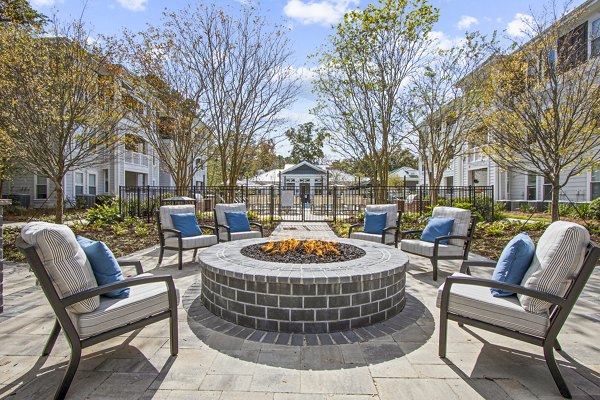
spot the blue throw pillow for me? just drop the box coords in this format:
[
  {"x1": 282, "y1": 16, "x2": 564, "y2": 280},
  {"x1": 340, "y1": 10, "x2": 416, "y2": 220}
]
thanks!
[
  {"x1": 77, "y1": 236, "x2": 129, "y2": 298},
  {"x1": 490, "y1": 232, "x2": 535, "y2": 297},
  {"x1": 364, "y1": 212, "x2": 387, "y2": 234},
  {"x1": 170, "y1": 213, "x2": 202, "y2": 237},
  {"x1": 420, "y1": 217, "x2": 455, "y2": 244},
  {"x1": 225, "y1": 211, "x2": 251, "y2": 233}
]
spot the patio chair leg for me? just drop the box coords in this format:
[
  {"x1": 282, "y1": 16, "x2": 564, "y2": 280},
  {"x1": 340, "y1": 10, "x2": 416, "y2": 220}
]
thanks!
[
  {"x1": 55, "y1": 344, "x2": 81, "y2": 400},
  {"x1": 43, "y1": 319, "x2": 61, "y2": 356},
  {"x1": 193, "y1": 248, "x2": 198, "y2": 261},
  {"x1": 431, "y1": 258, "x2": 438, "y2": 281},
  {"x1": 544, "y1": 342, "x2": 571, "y2": 398},
  {"x1": 158, "y1": 246, "x2": 164, "y2": 265},
  {"x1": 170, "y1": 309, "x2": 178, "y2": 356},
  {"x1": 178, "y1": 249, "x2": 183, "y2": 270},
  {"x1": 439, "y1": 310, "x2": 448, "y2": 358},
  {"x1": 554, "y1": 339, "x2": 562, "y2": 351}
]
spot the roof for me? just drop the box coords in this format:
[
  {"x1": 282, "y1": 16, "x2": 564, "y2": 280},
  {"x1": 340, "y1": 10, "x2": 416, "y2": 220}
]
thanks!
[
  {"x1": 390, "y1": 167, "x2": 420, "y2": 180},
  {"x1": 281, "y1": 161, "x2": 327, "y2": 175}
]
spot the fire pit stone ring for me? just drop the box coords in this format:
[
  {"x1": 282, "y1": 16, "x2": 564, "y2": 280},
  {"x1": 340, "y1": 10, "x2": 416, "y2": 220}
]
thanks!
[{"x1": 198, "y1": 237, "x2": 408, "y2": 333}]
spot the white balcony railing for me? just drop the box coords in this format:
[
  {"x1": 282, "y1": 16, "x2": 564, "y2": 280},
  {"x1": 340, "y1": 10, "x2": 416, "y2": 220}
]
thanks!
[{"x1": 124, "y1": 150, "x2": 149, "y2": 167}]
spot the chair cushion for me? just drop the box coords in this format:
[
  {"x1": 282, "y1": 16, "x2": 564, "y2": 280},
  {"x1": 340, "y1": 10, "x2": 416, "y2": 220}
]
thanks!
[
  {"x1": 400, "y1": 239, "x2": 464, "y2": 257},
  {"x1": 20, "y1": 222, "x2": 99, "y2": 314},
  {"x1": 432, "y1": 207, "x2": 472, "y2": 246},
  {"x1": 519, "y1": 221, "x2": 590, "y2": 313},
  {"x1": 349, "y1": 231, "x2": 396, "y2": 245},
  {"x1": 225, "y1": 211, "x2": 251, "y2": 233},
  {"x1": 217, "y1": 230, "x2": 262, "y2": 241},
  {"x1": 491, "y1": 233, "x2": 535, "y2": 297},
  {"x1": 77, "y1": 236, "x2": 129, "y2": 299},
  {"x1": 170, "y1": 213, "x2": 202, "y2": 237},
  {"x1": 437, "y1": 273, "x2": 549, "y2": 337},
  {"x1": 215, "y1": 203, "x2": 247, "y2": 237},
  {"x1": 421, "y1": 217, "x2": 454, "y2": 244},
  {"x1": 364, "y1": 212, "x2": 387, "y2": 234},
  {"x1": 165, "y1": 235, "x2": 218, "y2": 249},
  {"x1": 365, "y1": 204, "x2": 398, "y2": 229},
  {"x1": 160, "y1": 205, "x2": 196, "y2": 237},
  {"x1": 70, "y1": 273, "x2": 179, "y2": 339}
]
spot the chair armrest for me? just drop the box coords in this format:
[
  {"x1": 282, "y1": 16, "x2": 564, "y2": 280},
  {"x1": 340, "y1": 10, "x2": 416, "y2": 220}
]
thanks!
[
  {"x1": 161, "y1": 228, "x2": 181, "y2": 237},
  {"x1": 249, "y1": 222, "x2": 264, "y2": 236},
  {"x1": 118, "y1": 260, "x2": 144, "y2": 275},
  {"x1": 433, "y1": 235, "x2": 470, "y2": 245},
  {"x1": 61, "y1": 274, "x2": 176, "y2": 307},
  {"x1": 349, "y1": 223, "x2": 363, "y2": 235},
  {"x1": 199, "y1": 225, "x2": 217, "y2": 235},
  {"x1": 383, "y1": 226, "x2": 398, "y2": 233},
  {"x1": 460, "y1": 260, "x2": 497, "y2": 274},
  {"x1": 401, "y1": 229, "x2": 423, "y2": 239},
  {"x1": 216, "y1": 223, "x2": 230, "y2": 231},
  {"x1": 441, "y1": 275, "x2": 567, "y2": 308}
]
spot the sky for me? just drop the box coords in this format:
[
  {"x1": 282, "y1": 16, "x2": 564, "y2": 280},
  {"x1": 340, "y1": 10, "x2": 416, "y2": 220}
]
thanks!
[{"x1": 29, "y1": 0, "x2": 587, "y2": 157}]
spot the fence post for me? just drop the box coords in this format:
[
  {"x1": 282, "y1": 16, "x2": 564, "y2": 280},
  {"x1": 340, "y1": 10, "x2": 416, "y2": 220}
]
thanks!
[
  {"x1": 119, "y1": 186, "x2": 122, "y2": 216},
  {"x1": 137, "y1": 186, "x2": 141, "y2": 217},
  {"x1": 418, "y1": 186, "x2": 423, "y2": 216},
  {"x1": 491, "y1": 185, "x2": 495, "y2": 221},
  {"x1": 333, "y1": 185, "x2": 338, "y2": 222},
  {"x1": 469, "y1": 185, "x2": 474, "y2": 205},
  {"x1": 146, "y1": 185, "x2": 150, "y2": 223},
  {"x1": 270, "y1": 185, "x2": 275, "y2": 224}
]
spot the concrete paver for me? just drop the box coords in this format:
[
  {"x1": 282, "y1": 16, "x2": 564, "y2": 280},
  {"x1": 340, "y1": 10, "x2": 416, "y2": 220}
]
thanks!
[{"x1": 0, "y1": 221, "x2": 599, "y2": 399}]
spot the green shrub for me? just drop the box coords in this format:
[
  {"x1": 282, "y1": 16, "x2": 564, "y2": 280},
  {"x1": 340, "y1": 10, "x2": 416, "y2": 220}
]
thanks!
[
  {"x1": 519, "y1": 203, "x2": 535, "y2": 213},
  {"x1": 85, "y1": 202, "x2": 124, "y2": 227},
  {"x1": 589, "y1": 198, "x2": 600, "y2": 220}
]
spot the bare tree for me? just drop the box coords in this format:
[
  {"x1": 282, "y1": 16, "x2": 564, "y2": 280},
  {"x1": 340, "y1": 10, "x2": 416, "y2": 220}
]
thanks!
[
  {"x1": 313, "y1": 0, "x2": 438, "y2": 201},
  {"x1": 404, "y1": 32, "x2": 494, "y2": 204},
  {"x1": 161, "y1": 3, "x2": 300, "y2": 193},
  {"x1": 0, "y1": 18, "x2": 126, "y2": 223},
  {"x1": 117, "y1": 25, "x2": 211, "y2": 192},
  {"x1": 477, "y1": 1, "x2": 600, "y2": 221}
]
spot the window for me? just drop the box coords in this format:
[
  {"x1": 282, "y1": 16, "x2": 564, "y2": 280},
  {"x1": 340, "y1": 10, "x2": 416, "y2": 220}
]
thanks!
[
  {"x1": 88, "y1": 174, "x2": 97, "y2": 195},
  {"x1": 124, "y1": 134, "x2": 147, "y2": 154},
  {"x1": 284, "y1": 177, "x2": 295, "y2": 190},
  {"x1": 36, "y1": 175, "x2": 48, "y2": 199},
  {"x1": 543, "y1": 177, "x2": 552, "y2": 201},
  {"x1": 75, "y1": 172, "x2": 84, "y2": 196},
  {"x1": 592, "y1": 18, "x2": 600, "y2": 58},
  {"x1": 527, "y1": 174, "x2": 537, "y2": 200},
  {"x1": 103, "y1": 169, "x2": 109, "y2": 193},
  {"x1": 591, "y1": 168, "x2": 600, "y2": 200},
  {"x1": 558, "y1": 22, "x2": 588, "y2": 71}
]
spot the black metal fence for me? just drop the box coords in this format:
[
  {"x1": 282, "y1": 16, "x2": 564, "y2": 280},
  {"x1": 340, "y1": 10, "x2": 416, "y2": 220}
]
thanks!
[{"x1": 119, "y1": 184, "x2": 494, "y2": 224}]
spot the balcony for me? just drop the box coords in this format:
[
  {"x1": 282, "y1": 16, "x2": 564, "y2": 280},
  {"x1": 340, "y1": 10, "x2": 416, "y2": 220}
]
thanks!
[{"x1": 124, "y1": 150, "x2": 149, "y2": 167}]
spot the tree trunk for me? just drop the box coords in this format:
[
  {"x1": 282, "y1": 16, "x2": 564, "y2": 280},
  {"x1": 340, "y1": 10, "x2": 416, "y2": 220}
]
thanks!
[
  {"x1": 551, "y1": 183, "x2": 560, "y2": 222},
  {"x1": 55, "y1": 181, "x2": 64, "y2": 224}
]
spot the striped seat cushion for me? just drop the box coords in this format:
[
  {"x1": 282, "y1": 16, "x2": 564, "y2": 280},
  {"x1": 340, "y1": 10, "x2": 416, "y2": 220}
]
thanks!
[
  {"x1": 365, "y1": 204, "x2": 398, "y2": 229},
  {"x1": 519, "y1": 221, "x2": 589, "y2": 313},
  {"x1": 160, "y1": 205, "x2": 197, "y2": 238},
  {"x1": 437, "y1": 273, "x2": 549, "y2": 337},
  {"x1": 432, "y1": 207, "x2": 472, "y2": 246},
  {"x1": 165, "y1": 235, "x2": 218, "y2": 249},
  {"x1": 70, "y1": 273, "x2": 179, "y2": 339},
  {"x1": 217, "y1": 230, "x2": 262, "y2": 241},
  {"x1": 350, "y1": 231, "x2": 396, "y2": 245},
  {"x1": 21, "y1": 222, "x2": 99, "y2": 314},
  {"x1": 400, "y1": 239, "x2": 464, "y2": 257}
]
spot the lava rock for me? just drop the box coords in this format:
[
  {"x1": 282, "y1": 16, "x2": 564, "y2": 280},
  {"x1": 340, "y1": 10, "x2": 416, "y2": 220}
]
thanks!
[{"x1": 240, "y1": 241, "x2": 366, "y2": 264}]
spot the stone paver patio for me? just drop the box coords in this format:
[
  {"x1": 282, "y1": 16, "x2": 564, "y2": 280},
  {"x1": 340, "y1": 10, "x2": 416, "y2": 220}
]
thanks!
[{"x1": 1, "y1": 222, "x2": 599, "y2": 399}]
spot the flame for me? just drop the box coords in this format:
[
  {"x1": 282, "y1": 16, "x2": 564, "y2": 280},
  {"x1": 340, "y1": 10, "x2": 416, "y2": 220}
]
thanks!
[{"x1": 260, "y1": 239, "x2": 340, "y2": 257}]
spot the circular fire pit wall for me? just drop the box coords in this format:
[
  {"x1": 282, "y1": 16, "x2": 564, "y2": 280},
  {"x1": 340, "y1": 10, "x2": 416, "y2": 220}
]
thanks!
[{"x1": 199, "y1": 238, "x2": 407, "y2": 333}]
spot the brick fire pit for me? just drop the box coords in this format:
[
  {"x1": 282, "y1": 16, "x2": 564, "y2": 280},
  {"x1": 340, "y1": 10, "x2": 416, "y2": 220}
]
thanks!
[{"x1": 198, "y1": 238, "x2": 408, "y2": 333}]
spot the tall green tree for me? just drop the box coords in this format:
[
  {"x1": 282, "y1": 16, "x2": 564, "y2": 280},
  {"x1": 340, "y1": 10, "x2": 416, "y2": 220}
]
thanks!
[
  {"x1": 313, "y1": 0, "x2": 438, "y2": 201},
  {"x1": 285, "y1": 122, "x2": 328, "y2": 164},
  {"x1": 0, "y1": 19, "x2": 126, "y2": 222}
]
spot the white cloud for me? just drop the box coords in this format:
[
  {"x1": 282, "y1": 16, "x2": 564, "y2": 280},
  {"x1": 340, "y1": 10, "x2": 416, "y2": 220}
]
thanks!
[
  {"x1": 457, "y1": 15, "x2": 479, "y2": 30},
  {"x1": 428, "y1": 30, "x2": 464, "y2": 51},
  {"x1": 506, "y1": 13, "x2": 535, "y2": 38},
  {"x1": 30, "y1": 0, "x2": 61, "y2": 6},
  {"x1": 116, "y1": 0, "x2": 147, "y2": 12},
  {"x1": 283, "y1": 0, "x2": 359, "y2": 27}
]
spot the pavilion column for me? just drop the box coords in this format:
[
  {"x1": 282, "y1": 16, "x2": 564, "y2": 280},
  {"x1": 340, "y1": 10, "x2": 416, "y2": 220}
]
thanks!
[{"x1": 0, "y1": 199, "x2": 11, "y2": 313}]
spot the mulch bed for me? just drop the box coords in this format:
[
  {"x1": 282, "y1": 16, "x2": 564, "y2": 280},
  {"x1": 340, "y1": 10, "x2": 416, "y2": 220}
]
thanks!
[{"x1": 240, "y1": 241, "x2": 366, "y2": 264}]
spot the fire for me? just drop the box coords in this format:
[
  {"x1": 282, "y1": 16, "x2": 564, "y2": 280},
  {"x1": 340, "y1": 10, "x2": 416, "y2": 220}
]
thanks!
[{"x1": 261, "y1": 239, "x2": 341, "y2": 256}]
